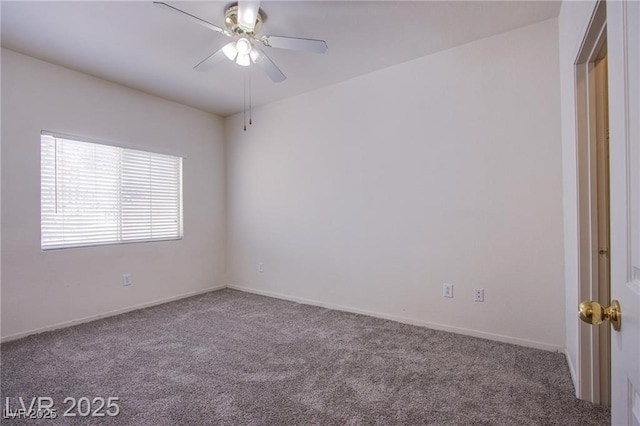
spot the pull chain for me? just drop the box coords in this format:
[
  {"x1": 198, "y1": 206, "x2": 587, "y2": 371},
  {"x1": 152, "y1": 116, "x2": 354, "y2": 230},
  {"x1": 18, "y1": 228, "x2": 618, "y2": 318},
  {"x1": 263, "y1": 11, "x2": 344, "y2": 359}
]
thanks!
[{"x1": 242, "y1": 64, "x2": 254, "y2": 130}]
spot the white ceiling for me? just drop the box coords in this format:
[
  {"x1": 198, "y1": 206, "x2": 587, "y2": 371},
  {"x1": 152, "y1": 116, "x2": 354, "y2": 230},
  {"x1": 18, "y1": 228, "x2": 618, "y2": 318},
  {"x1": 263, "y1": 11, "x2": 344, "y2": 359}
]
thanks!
[{"x1": 1, "y1": 1, "x2": 561, "y2": 117}]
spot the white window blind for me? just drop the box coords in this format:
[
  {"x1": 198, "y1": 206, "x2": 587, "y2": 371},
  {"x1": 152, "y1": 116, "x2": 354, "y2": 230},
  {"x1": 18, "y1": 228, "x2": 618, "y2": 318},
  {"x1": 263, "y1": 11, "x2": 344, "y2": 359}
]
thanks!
[{"x1": 41, "y1": 133, "x2": 183, "y2": 250}]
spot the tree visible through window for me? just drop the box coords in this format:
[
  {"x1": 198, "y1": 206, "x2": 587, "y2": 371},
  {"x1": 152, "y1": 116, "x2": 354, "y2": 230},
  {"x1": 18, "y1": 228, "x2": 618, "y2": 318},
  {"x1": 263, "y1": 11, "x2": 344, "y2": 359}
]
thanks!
[{"x1": 41, "y1": 132, "x2": 183, "y2": 250}]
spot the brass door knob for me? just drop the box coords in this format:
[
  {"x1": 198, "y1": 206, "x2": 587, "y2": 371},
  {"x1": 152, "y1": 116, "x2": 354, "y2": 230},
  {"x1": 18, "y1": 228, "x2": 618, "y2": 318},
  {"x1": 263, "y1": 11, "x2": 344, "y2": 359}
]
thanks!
[{"x1": 579, "y1": 300, "x2": 622, "y2": 331}]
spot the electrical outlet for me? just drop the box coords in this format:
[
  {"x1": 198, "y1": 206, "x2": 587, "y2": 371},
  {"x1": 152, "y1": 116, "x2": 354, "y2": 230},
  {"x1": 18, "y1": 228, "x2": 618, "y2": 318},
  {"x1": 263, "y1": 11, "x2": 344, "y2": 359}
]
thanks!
[
  {"x1": 443, "y1": 283, "x2": 453, "y2": 298},
  {"x1": 258, "y1": 262, "x2": 264, "y2": 273},
  {"x1": 123, "y1": 274, "x2": 132, "y2": 286},
  {"x1": 474, "y1": 288, "x2": 484, "y2": 302}
]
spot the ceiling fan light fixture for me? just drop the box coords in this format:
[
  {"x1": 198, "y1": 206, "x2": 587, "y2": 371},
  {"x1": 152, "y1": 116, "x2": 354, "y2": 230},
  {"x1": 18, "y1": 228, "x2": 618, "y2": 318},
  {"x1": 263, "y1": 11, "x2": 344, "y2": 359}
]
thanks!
[
  {"x1": 236, "y1": 37, "x2": 252, "y2": 55},
  {"x1": 249, "y1": 49, "x2": 261, "y2": 63},
  {"x1": 236, "y1": 53, "x2": 251, "y2": 67},
  {"x1": 222, "y1": 42, "x2": 238, "y2": 61}
]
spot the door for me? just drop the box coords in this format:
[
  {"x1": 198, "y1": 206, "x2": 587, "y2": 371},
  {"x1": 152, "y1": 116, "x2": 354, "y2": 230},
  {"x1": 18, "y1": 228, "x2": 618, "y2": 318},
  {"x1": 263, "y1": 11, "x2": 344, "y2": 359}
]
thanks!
[{"x1": 607, "y1": 1, "x2": 640, "y2": 424}]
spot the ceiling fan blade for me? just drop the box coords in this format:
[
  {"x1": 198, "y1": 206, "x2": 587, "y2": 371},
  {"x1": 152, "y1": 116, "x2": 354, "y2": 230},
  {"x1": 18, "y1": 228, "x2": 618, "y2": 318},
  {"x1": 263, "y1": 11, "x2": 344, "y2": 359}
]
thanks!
[
  {"x1": 154, "y1": 2, "x2": 223, "y2": 33},
  {"x1": 238, "y1": 1, "x2": 261, "y2": 31},
  {"x1": 265, "y1": 36, "x2": 328, "y2": 54},
  {"x1": 194, "y1": 43, "x2": 235, "y2": 72},
  {"x1": 251, "y1": 49, "x2": 286, "y2": 83}
]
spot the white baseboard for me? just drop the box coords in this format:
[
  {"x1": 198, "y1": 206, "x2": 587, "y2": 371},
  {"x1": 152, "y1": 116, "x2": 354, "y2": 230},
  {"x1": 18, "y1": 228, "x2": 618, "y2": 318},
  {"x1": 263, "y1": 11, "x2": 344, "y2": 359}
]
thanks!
[
  {"x1": 1, "y1": 285, "x2": 227, "y2": 343},
  {"x1": 564, "y1": 348, "x2": 580, "y2": 397},
  {"x1": 228, "y1": 284, "x2": 563, "y2": 352},
  {"x1": 4, "y1": 283, "x2": 565, "y2": 353}
]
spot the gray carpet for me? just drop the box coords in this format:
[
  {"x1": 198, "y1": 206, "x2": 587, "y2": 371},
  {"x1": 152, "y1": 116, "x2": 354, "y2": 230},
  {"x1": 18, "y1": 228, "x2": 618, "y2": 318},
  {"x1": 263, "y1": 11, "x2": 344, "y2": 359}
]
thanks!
[{"x1": 1, "y1": 289, "x2": 610, "y2": 425}]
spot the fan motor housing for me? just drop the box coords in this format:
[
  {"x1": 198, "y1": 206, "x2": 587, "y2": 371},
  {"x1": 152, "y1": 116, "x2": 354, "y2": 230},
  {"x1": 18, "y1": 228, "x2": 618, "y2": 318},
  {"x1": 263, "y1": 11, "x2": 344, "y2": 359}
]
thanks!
[{"x1": 224, "y1": 4, "x2": 263, "y2": 35}]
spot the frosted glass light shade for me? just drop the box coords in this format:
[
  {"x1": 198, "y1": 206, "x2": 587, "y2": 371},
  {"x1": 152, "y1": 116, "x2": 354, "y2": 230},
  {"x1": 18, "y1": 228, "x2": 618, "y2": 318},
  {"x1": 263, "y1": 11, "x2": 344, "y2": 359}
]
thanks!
[
  {"x1": 249, "y1": 49, "x2": 260, "y2": 63},
  {"x1": 222, "y1": 42, "x2": 238, "y2": 61},
  {"x1": 236, "y1": 52, "x2": 251, "y2": 66},
  {"x1": 236, "y1": 38, "x2": 252, "y2": 55}
]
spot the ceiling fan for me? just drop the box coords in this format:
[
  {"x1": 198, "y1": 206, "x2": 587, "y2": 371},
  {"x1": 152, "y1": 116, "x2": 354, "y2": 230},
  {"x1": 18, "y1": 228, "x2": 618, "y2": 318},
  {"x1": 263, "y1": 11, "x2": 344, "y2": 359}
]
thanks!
[{"x1": 154, "y1": 1, "x2": 328, "y2": 83}]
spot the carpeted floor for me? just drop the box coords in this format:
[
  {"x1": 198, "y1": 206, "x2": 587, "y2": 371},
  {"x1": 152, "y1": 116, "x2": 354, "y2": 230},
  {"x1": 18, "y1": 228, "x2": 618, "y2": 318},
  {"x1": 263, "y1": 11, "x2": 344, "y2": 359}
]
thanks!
[{"x1": 1, "y1": 289, "x2": 609, "y2": 425}]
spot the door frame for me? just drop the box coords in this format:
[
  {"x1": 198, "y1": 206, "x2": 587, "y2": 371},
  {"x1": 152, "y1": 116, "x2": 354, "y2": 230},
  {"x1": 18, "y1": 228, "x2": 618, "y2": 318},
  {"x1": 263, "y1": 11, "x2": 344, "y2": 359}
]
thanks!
[
  {"x1": 607, "y1": 0, "x2": 640, "y2": 423},
  {"x1": 574, "y1": 0, "x2": 610, "y2": 405}
]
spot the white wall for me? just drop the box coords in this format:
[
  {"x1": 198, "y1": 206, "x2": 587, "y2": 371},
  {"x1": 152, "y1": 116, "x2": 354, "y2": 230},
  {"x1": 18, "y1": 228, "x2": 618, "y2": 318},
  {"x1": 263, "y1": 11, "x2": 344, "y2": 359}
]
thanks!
[
  {"x1": 225, "y1": 19, "x2": 565, "y2": 350},
  {"x1": 1, "y1": 49, "x2": 226, "y2": 340},
  {"x1": 557, "y1": 0, "x2": 598, "y2": 395}
]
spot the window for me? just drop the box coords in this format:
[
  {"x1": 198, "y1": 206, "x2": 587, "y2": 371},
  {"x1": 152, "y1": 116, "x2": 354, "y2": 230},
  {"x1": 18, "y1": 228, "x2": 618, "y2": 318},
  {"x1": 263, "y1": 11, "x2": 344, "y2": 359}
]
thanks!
[{"x1": 41, "y1": 132, "x2": 183, "y2": 250}]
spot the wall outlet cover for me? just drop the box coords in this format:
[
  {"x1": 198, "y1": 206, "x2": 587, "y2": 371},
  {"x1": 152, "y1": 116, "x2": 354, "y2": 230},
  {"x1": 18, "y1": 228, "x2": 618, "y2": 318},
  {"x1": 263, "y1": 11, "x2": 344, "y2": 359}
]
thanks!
[{"x1": 443, "y1": 283, "x2": 453, "y2": 298}]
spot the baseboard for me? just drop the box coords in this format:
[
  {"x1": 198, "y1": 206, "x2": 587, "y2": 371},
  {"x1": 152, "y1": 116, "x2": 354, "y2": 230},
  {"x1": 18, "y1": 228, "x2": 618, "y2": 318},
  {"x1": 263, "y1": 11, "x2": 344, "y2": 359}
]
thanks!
[
  {"x1": 228, "y1": 284, "x2": 563, "y2": 352},
  {"x1": 564, "y1": 348, "x2": 580, "y2": 398},
  {"x1": 1, "y1": 285, "x2": 227, "y2": 343}
]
